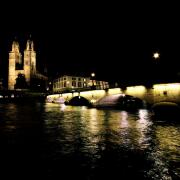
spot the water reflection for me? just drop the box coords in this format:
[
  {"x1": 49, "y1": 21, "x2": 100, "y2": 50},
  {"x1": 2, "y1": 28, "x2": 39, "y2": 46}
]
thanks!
[
  {"x1": 43, "y1": 104, "x2": 180, "y2": 179},
  {"x1": 0, "y1": 102, "x2": 179, "y2": 179},
  {"x1": 147, "y1": 124, "x2": 180, "y2": 179},
  {"x1": 136, "y1": 109, "x2": 152, "y2": 149},
  {"x1": 120, "y1": 111, "x2": 129, "y2": 128}
]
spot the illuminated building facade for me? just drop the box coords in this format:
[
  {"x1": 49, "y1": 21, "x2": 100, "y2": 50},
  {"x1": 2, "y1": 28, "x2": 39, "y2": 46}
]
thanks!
[
  {"x1": 8, "y1": 39, "x2": 47, "y2": 90},
  {"x1": 53, "y1": 75, "x2": 109, "y2": 93}
]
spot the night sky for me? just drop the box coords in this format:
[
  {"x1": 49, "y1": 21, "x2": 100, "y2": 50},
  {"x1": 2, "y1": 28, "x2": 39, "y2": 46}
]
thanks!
[{"x1": 0, "y1": 3, "x2": 180, "y2": 84}]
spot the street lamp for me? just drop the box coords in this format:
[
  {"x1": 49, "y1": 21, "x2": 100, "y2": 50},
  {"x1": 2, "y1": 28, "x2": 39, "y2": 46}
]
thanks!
[
  {"x1": 153, "y1": 52, "x2": 160, "y2": 82},
  {"x1": 91, "y1": 72, "x2": 96, "y2": 89},
  {"x1": 91, "y1": 72, "x2": 95, "y2": 77},
  {"x1": 153, "y1": 52, "x2": 160, "y2": 59}
]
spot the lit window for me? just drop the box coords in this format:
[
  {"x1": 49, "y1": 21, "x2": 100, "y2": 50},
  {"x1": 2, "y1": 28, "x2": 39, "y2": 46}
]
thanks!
[
  {"x1": 72, "y1": 81, "x2": 76, "y2": 87},
  {"x1": 78, "y1": 82, "x2": 82, "y2": 87}
]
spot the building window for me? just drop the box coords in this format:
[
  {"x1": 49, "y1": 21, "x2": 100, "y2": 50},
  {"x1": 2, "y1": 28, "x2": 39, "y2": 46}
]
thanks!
[
  {"x1": 78, "y1": 78, "x2": 81, "y2": 81},
  {"x1": 78, "y1": 82, "x2": 82, "y2": 87},
  {"x1": 64, "y1": 82, "x2": 66, "y2": 87},
  {"x1": 72, "y1": 81, "x2": 76, "y2": 87}
]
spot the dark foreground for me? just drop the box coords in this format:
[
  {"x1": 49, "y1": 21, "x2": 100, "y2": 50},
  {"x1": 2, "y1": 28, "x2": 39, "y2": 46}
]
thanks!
[{"x1": 0, "y1": 102, "x2": 179, "y2": 179}]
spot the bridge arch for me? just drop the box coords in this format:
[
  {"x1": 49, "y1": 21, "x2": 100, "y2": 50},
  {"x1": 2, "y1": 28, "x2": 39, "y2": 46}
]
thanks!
[
  {"x1": 152, "y1": 101, "x2": 180, "y2": 118},
  {"x1": 66, "y1": 96, "x2": 91, "y2": 106},
  {"x1": 153, "y1": 101, "x2": 179, "y2": 107}
]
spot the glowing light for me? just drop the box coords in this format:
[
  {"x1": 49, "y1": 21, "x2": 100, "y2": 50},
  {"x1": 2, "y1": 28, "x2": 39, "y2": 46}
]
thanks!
[
  {"x1": 91, "y1": 73, "x2": 95, "y2": 77},
  {"x1": 90, "y1": 99, "x2": 96, "y2": 103},
  {"x1": 153, "y1": 52, "x2": 160, "y2": 59}
]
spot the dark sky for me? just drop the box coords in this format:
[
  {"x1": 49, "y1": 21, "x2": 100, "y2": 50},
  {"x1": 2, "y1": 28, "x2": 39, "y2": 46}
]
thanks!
[{"x1": 0, "y1": 2, "x2": 180, "y2": 83}]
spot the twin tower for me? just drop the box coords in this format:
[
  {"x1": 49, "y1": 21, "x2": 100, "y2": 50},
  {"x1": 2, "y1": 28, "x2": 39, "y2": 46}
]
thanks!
[{"x1": 8, "y1": 39, "x2": 36, "y2": 90}]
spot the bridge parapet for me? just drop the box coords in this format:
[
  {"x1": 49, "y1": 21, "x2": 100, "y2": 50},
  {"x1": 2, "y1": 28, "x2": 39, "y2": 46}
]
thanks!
[
  {"x1": 108, "y1": 88, "x2": 122, "y2": 95},
  {"x1": 124, "y1": 83, "x2": 180, "y2": 105},
  {"x1": 152, "y1": 83, "x2": 180, "y2": 104}
]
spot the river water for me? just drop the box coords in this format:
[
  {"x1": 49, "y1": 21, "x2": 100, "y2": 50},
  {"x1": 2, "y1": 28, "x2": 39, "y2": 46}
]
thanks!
[{"x1": 0, "y1": 102, "x2": 179, "y2": 179}]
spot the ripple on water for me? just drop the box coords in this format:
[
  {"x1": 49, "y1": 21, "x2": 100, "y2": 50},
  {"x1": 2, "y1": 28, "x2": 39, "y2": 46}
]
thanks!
[{"x1": 0, "y1": 103, "x2": 179, "y2": 179}]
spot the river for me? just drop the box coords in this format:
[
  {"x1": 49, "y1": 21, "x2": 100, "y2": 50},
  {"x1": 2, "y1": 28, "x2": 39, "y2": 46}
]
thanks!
[{"x1": 0, "y1": 102, "x2": 179, "y2": 179}]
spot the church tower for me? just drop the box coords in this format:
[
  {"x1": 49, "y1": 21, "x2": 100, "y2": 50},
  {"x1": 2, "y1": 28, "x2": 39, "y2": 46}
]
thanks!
[
  {"x1": 24, "y1": 39, "x2": 36, "y2": 86},
  {"x1": 8, "y1": 37, "x2": 45, "y2": 91},
  {"x1": 8, "y1": 41, "x2": 22, "y2": 90}
]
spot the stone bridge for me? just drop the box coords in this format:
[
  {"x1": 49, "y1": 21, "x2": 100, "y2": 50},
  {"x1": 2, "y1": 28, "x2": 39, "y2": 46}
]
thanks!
[{"x1": 47, "y1": 83, "x2": 180, "y2": 106}]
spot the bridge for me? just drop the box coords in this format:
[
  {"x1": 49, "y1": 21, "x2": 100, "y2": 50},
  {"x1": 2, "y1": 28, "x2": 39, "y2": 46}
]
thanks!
[{"x1": 47, "y1": 83, "x2": 180, "y2": 107}]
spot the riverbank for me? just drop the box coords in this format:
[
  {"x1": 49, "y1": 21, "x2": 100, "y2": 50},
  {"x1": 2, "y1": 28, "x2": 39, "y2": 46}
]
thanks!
[{"x1": 0, "y1": 91, "x2": 47, "y2": 103}]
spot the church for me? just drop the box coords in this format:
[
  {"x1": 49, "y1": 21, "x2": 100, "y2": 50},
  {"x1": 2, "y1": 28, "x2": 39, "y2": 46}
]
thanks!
[{"x1": 8, "y1": 39, "x2": 48, "y2": 90}]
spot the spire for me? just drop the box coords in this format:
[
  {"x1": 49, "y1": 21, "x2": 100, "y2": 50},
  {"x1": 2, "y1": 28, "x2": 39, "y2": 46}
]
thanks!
[
  {"x1": 26, "y1": 40, "x2": 31, "y2": 50},
  {"x1": 12, "y1": 39, "x2": 20, "y2": 53},
  {"x1": 26, "y1": 34, "x2": 34, "y2": 51},
  {"x1": 31, "y1": 41, "x2": 34, "y2": 51},
  {"x1": 26, "y1": 40, "x2": 34, "y2": 51}
]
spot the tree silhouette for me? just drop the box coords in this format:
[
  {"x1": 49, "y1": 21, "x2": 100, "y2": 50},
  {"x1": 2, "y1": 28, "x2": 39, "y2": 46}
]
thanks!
[{"x1": 15, "y1": 73, "x2": 28, "y2": 89}]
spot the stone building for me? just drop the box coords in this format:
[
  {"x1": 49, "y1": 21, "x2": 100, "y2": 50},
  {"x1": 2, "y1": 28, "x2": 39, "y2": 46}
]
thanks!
[
  {"x1": 53, "y1": 75, "x2": 109, "y2": 93},
  {"x1": 8, "y1": 39, "x2": 47, "y2": 90}
]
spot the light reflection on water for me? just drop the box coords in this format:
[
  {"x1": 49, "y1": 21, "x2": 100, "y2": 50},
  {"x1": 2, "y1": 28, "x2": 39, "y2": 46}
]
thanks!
[
  {"x1": 43, "y1": 103, "x2": 180, "y2": 179},
  {"x1": 0, "y1": 102, "x2": 179, "y2": 179}
]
